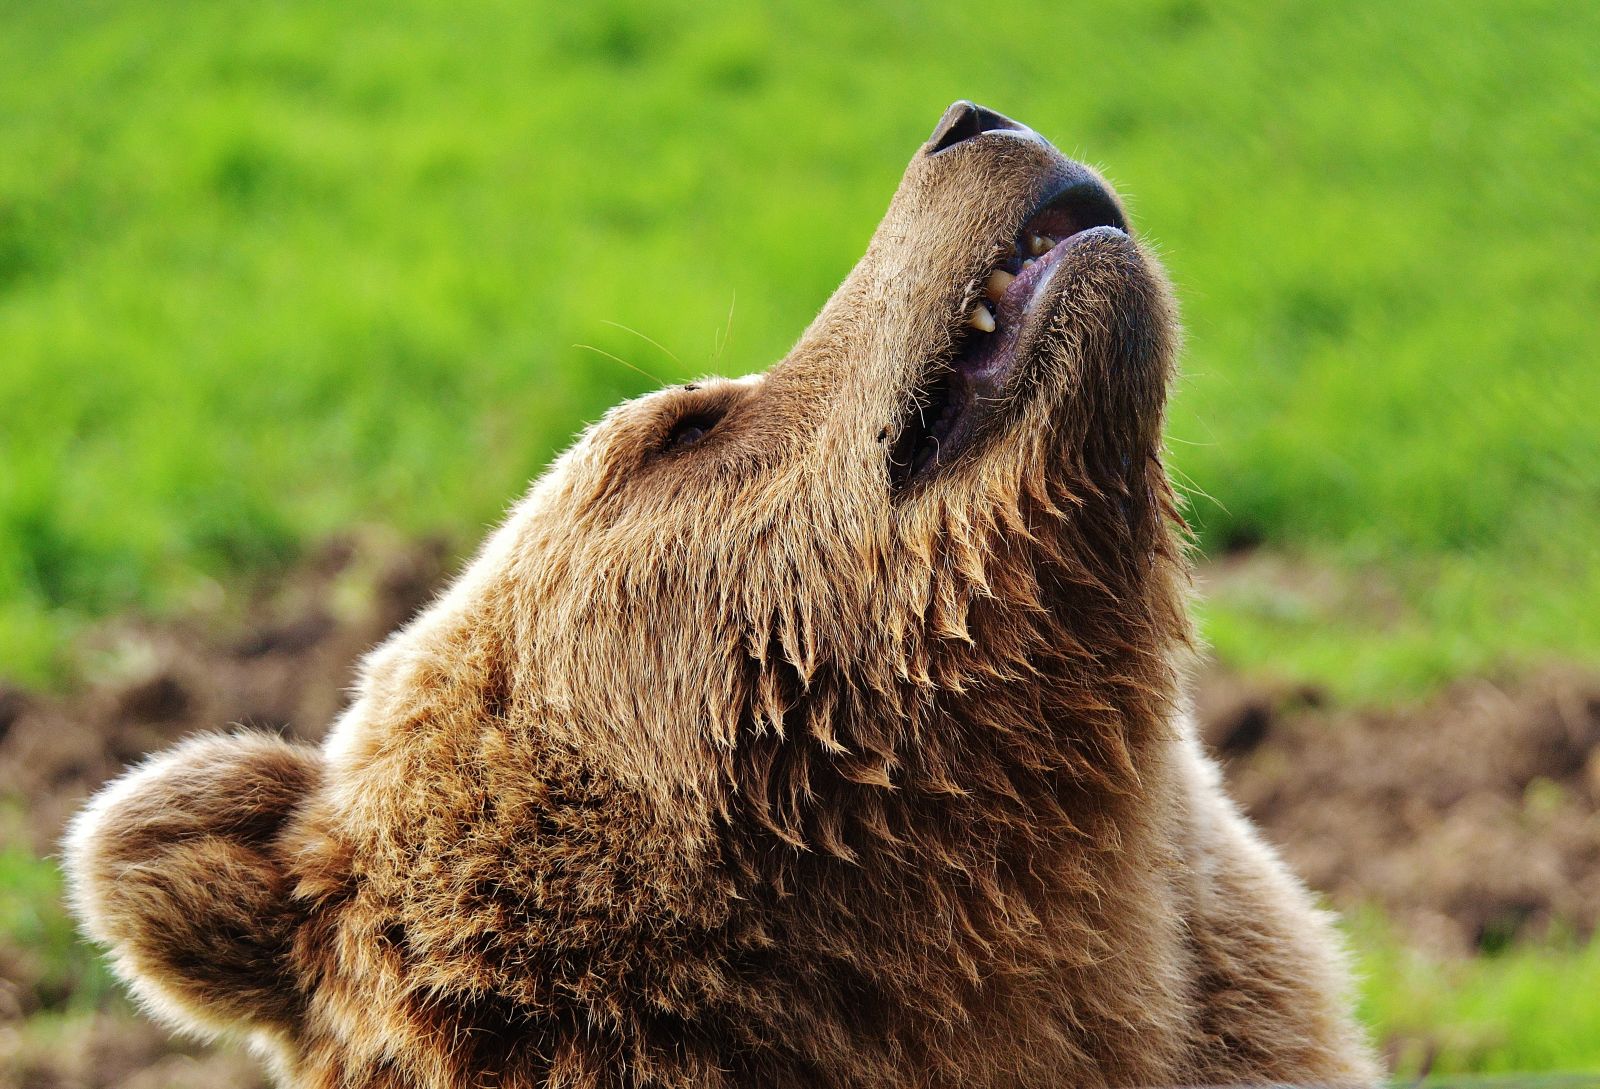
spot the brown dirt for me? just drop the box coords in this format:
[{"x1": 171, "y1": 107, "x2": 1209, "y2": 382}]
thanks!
[
  {"x1": 0, "y1": 538, "x2": 1596, "y2": 1084},
  {"x1": 1200, "y1": 668, "x2": 1600, "y2": 958},
  {"x1": 0, "y1": 533, "x2": 449, "y2": 859}
]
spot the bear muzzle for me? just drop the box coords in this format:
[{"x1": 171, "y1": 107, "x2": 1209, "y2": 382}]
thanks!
[{"x1": 888, "y1": 103, "x2": 1142, "y2": 492}]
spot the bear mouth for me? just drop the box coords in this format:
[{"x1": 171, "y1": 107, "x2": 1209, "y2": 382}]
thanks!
[{"x1": 888, "y1": 176, "x2": 1128, "y2": 492}]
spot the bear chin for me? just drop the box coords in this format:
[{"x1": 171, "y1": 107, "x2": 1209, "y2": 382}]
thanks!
[{"x1": 65, "y1": 101, "x2": 1379, "y2": 1089}]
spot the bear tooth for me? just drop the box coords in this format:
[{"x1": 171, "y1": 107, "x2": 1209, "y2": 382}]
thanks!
[
  {"x1": 1023, "y1": 257, "x2": 1036, "y2": 269},
  {"x1": 968, "y1": 303, "x2": 996, "y2": 333},
  {"x1": 985, "y1": 269, "x2": 1014, "y2": 300},
  {"x1": 1028, "y1": 233, "x2": 1054, "y2": 255}
]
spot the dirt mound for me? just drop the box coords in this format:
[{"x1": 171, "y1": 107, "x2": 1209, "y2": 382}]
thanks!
[
  {"x1": 1, "y1": 539, "x2": 1598, "y2": 1083},
  {"x1": 0, "y1": 532, "x2": 449, "y2": 858},
  {"x1": 0, "y1": 1013, "x2": 267, "y2": 1089},
  {"x1": 1199, "y1": 669, "x2": 1600, "y2": 957}
]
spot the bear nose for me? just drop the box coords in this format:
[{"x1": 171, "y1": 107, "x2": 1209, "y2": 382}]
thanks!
[{"x1": 925, "y1": 100, "x2": 1028, "y2": 154}]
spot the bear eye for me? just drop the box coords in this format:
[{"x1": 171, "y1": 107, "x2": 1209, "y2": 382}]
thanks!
[{"x1": 664, "y1": 413, "x2": 719, "y2": 451}]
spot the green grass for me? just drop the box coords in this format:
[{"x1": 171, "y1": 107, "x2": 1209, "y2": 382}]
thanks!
[
  {"x1": 0, "y1": 842, "x2": 115, "y2": 1013},
  {"x1": 0, "y1": 1, "x2": 1595, "y2": 696},
  {"x1": 1352, "y1": 911, "x2": 1600, "y2": 1076}
]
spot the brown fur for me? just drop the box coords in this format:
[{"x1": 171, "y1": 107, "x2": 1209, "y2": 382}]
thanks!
[{"x1": 65, "y1": 103, "x2": 1377, "y2": 1087}]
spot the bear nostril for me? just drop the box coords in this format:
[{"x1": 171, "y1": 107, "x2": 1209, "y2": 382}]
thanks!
[{"x1": 925, "y1": 101, "x2": 1026, "y2": 155}]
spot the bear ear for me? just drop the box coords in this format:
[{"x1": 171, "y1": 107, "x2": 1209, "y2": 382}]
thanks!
[{"x1": 63, "y1": 731, "x2": 321, "y2": 1040}]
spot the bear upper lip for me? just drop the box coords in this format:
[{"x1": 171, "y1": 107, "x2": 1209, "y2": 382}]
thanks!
[{"x1": 888, "y1": 173, "x2": 1130, "y2": 493}]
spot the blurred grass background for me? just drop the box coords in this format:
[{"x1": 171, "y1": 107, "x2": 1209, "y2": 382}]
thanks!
[
  {"x1": 1, "y1": 0, "x2": 1598, "y2": 1077},
  {"x1": 2, "y1": 0, "x2": 1596, "y2": 697}
]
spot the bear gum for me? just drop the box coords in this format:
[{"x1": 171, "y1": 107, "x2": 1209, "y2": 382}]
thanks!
[{"x1": 64, "y1": 103, "x2": 1379, "y2": 1089}]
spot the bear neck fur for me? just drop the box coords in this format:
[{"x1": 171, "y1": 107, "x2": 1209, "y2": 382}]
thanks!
[{"x1": 707, "y1": 433, "x2": 1197, "y2": 1083}]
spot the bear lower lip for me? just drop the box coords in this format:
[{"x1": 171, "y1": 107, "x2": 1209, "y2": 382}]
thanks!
[
  {"x1": 963, "y1": 173, "x2": 1130, "y2": 368},
  {"x1": 962, "y1": 227, "x2": 1110, "y2": 382},
  {"x1": 888, "y1": 221, "x2": 1130, "y2": 494},
  {"x1": 888, "y1": 171, "x2": 1128, "y2": 493}
]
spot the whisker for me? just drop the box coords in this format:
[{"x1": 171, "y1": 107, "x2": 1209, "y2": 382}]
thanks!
[
  {"x1": 714, "y1": 290, "x2": 737, "y2": 362},
  {"x1": 599, "y1": 320, "x2": 683, "y2": 367},
  {"x1": 572, "y1": 343, "x2": 666, "y2": 387},
  {"x1": 1167, "y1": 463, "x2": 1226, "y2": 514}
]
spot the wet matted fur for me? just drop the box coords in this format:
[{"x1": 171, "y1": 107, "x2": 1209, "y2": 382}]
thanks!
[{"x1": 65, "y1": 102, "x2": 1378, "y2": 1088}]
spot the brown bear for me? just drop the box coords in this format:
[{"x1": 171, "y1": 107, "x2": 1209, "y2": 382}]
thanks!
[{"x1": 65, "y1": 102, "x2": 1377, "y2": 1088}]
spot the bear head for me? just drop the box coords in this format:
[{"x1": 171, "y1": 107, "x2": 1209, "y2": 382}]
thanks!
[{"x1": 67, "y1": 102, "x2": 1192, "y2": 1087}]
